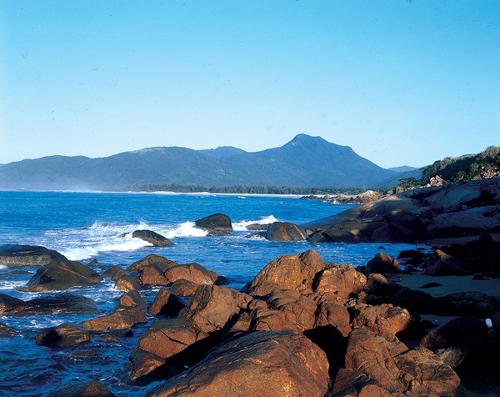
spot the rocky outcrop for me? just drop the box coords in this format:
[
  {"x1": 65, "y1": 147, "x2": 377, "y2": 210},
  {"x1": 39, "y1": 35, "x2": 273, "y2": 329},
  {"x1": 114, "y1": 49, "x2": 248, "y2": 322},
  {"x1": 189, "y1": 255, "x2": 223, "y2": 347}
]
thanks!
[
  {"x1": 36, "y1": 323, "x2": 90, "y2": 347},
  {"x1": 242, "y1": 250, "x2": 331, "y2": 296},
  {"x1": 265, "y1": 222, "x2": 307, "y2": 242},
  {"x1": 0, "y1": 293, "x2": 97, "y2": 316},
  {"x1": 0, "y1": 244, "x2": 67, "y2": 267},
  {"x1": 351, "y1": 303, "x2": 410, "y2": 340},
  {"x1": 132, "y1": 230, "x2": 174, "y2": 247},
  {"x1": 305, "y1": 178, "x2": 500, "y2": 243},
  {"x1": 24, "y1": 259, "x2": 102, "y2": 291},
  {"x1": 194, "y1": 213, "x2": 233, "y2": 235},
  {"x1": 49, "y1": 381, "x2": 116, "y2": 397},
  {"x1": 147, "y1": 331, "x2": 330, "y2": 397},
  {"x1": 424, "y1": 249, "x2": 465, "y2": 276}
]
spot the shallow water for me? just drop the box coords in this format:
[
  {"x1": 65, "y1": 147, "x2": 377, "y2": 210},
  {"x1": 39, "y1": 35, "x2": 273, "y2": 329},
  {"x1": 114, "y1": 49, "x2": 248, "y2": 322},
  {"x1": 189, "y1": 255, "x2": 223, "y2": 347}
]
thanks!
[{"x1": 0, "y1": 191, "x2": 425, "y2": 396}]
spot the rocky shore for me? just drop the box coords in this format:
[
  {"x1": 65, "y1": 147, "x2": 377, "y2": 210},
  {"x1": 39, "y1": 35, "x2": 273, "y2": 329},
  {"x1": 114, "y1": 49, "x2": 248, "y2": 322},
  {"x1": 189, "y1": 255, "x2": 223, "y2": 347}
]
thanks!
[{"x1": 1, "y1": 239, "x2": 499, "y2": 396}]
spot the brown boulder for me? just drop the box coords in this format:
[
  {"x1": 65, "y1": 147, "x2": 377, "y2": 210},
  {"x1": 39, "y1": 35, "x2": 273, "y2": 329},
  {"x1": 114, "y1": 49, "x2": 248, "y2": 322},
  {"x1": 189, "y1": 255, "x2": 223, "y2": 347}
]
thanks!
[
  {"x1": 36, "y1": 323, "x2": 90, "y2": 347},
  {"x1": 0, "y1": 293, "x2": 97, "y2": 316},
  {"x1": 147, "y1": 331, "x2": 329, "y2": 397},
  {"x1": 184, "y1": 285, "x2": 252, "y2": 333},
  {"x1": 243, "y1": 250, "x2": 330, "y2": 296},
  {"x1": 194, "y1": 213, "x2": 233, "y2": 235},
  {"x1": 128, "y1": 254, "x2": 177, "y2": 272},
  {"x1": 313, "y1": 264, "x2": 367, "y2": 303},
  {"x1": 149, "y1": 288, "x2": 185, "y2": 317},
  {"x1": 265, "y1": 222, "x2": 307, "y2": 242},
  {"x1": 352, "y1": 304, "x2": 410, "y2": 339},
  {"x1": 366, "y1": 253, "x2": 399, "y2": 274},
  {"x1": 163, "y1": 263, "x2": 220, "y2": 285},
  {"x1": 24, "y1": 259, "x2": 102, "y2": 291},
  {"x1": 314, "y1": 301, "x2": 351, "y2": 337},
  {"x1": 131, "y1": 317, "x2": 206, "y2": 380},
  {"x1": 394, "y1": 347, "x2": 460, "y2": 396},
  {"x1": 170, "y1": 279, "x2": 199, "y2": 296}
]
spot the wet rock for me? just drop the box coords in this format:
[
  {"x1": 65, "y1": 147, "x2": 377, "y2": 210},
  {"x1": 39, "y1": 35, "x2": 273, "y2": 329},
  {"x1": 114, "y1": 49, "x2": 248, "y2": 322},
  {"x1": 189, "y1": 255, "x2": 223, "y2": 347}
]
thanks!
[
  {"x1": 49, "y1": 380, "x2": 116, "y2": 397},
  {"x1": 131, "y1": 317, "x2": 206, "y2": 380},
  {"x1": 366, "y1": 253, "x2": 399, "y2": 274},
  {"x1": 242, "y1": 250, "x2": 330, "y2": 297},
  {"x1": 169, "y1": 279, "x2": 199, "y2": 296},
  {"x1": 246, "y1": 223, "x2": 269, "y2": 231},
  {"x1": 24, "y1": 259, "x2": 102, "y2": 291},
  {"x1": 184, "y1": 284, "x2": 252, "y2": 333},
  {"x1": 351, "y1": 303, "x2": 411, "y2": 339},
  {"x1": 0, "y1": 322, "x2": 17, "y2": 336},
  {"x1": 149, "y1": 288, "x2": 185, "y2": 317},
  {"x1": 397, "y1": 249, "x2": 427, "y2": 266},
  {"x1": 194, "y1": 213, "x2": 233, "y2": 235},
  {"x1": 115, "y1": 275, "x2": 140, "y2": 291},
  {"x1": 424, "y1": 249, "x2": 465, "y2": 276},
  {"x1": 265, "y1": 222, "x2": 306, "y2": 242},
  {"x1": 0, "y1": 244, "x2": 67, "y2": 267},
  {"x1": 436, "y1": 291, "x2": 500, "y2": 317},
  {"x1": 36, "y1": 323, "x2": 90, "y2": 347},
  {"x1": 147, "y1": 331, "x2": 329, "y2": 397},
  {"x1": 0, "y1": 293, "x2": 97, "y2": 316},
  {"x1": 132, "y1": 229, "x2": 174, "y2": 247},
  {"x1": 128, "y1": 254, "x2": 177, "y2": 272},
  {"x1": 313, "y1": 264, "x2": 367, "y2": 303},
  {"x1": 81, "y1": 291, "x2": 147, "y2": 332},
  {"x1": 364, "y1": 273, "x2": 390, "y2": 295},
  {"x1": 102, "y1": 265, "x2": 127, "y2": 280}
]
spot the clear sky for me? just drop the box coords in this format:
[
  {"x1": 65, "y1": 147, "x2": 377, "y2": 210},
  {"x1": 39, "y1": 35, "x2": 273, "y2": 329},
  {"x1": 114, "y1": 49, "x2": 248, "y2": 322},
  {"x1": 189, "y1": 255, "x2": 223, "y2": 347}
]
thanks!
[{"x1": 0, "y1": 0, "x2": 498, "y2": 168}]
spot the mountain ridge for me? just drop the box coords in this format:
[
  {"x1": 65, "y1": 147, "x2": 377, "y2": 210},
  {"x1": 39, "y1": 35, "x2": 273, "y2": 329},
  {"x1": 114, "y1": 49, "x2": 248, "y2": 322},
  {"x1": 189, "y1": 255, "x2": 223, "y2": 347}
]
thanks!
[{"x1": 0, "y1": 134, "x2": 397, "y2": 190}]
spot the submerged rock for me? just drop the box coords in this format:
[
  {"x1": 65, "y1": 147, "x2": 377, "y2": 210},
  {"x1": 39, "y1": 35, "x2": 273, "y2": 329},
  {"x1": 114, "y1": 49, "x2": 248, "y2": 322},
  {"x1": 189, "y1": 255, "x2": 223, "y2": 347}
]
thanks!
[
  {"x1": 24, "y1": 259, "x2": 102, "y2": 291},
  {"x1": 265, "y1": 222, "x2": 307, "y2": 242},
  {"x1": 194, "y1": 213, "x2": 233, "y2": 235},
  {"x1": 49, "y1": 381, "x2": 116, "y2": 397},
  {"x1": 0, "y1": 322, "x2": 17, "y2": 336},
  {"x1": 36, "y1": 323, "x2": 90, "y2": 347},
  {"x1": 132, "y1": 230, "x2": 174, "y2": 247},
  {"x1": 0, "y1": 244, "x2": 67, "y2": 267},
  {"x1": 147, "y1": 331, "x2": 329, "y2": 397},
  {"x1": 0, "y1": 293, "x2": 97, "y2": 316}
]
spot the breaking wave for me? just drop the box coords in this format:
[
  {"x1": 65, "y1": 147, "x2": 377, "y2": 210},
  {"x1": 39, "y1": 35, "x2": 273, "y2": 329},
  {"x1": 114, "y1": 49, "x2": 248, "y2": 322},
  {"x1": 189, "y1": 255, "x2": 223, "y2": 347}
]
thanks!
[{"x1": 232, "y1": 215, "x2": 278, "y2": 231}]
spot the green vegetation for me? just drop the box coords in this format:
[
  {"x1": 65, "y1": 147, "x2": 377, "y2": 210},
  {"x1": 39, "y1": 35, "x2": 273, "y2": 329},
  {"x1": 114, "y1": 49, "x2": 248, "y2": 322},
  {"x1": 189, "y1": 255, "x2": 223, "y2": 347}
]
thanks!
[
  {"x1": 398, "y1": 146, "x2": 499, "y2": 188},
  {"x1": 124, "y1": 184, "x2": 369, "y2": 195}
]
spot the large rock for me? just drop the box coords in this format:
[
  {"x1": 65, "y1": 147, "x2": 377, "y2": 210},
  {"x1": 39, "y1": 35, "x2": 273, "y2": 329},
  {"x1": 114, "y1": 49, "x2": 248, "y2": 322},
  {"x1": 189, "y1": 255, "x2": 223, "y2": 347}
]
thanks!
[
  {"x1": 424, "y1": 249, "x2": 465, "y2": 276},
  {"x1": 24, "y1": 259, "x2": 102, "y2": 291},
  {"x1": 194, "y1": 213, "x2": 233, "y2": 235},
  {"x1": 0, "y1": 293, "x2": 97, "y2": 316},
  {"x1": 0, "y1": 244, "x2": 67, "y2": 267},
  {"x1": 132, "y1": 230, "x2": 174, "y2": 247},
  {"x1": 184, "y1": 285, "x2": 252, "y2": 333},
  {"x1": 36, "y1": 323, "x2": 90, "y2": 347},
  {"x1": 242, "y1": 250, "x2": 330, "y2": 297},
  {"x1": 344, "y1": 328, "x2": 460, "y2": 396},
  {"x1": 265, "y1": 222, "x2": 306, "y2": 242},
  {"x1": 147, "y1": 331, "x2": 329, "y2": 397},
  {"x1": 314, "y1": 301, "x2": 351, "y2": 337},
  {"x1": 366, "y1": 253, "x2": 399, "y2": 274},
  {"x1": 131, "y1": 317, "x2": 206, "y2": 380},
  {"x1": 351, "y1": 303, "x2": 410, "y2": 339},
  {"x1": 305, "y1": 178, "x2": 500, "y2": 243},
  {"x1": 0, "y1": 322, "x2": 17, "y2": 336},
  {"x1": 313, "y1": 264, "x2": 367, "y2": 303},
  {"x1": 49, "y1": 381, "x2": 116, "y2": 397}
]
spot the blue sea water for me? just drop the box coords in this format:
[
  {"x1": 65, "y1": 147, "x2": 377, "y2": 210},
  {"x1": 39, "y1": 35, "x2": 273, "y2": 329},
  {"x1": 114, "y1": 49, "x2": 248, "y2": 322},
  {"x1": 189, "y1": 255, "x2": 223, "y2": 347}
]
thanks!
[{"x1": 0, "y1": 191, "x2": 425, "y2": 396}]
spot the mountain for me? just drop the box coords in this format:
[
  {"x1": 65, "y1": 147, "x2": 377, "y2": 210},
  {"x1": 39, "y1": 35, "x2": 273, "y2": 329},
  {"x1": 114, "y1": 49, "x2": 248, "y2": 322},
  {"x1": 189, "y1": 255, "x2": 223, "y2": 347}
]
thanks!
[
  {"x1": 0, "y1": 134, "x2": 397, "y2": 190},
  {"x1": 388, "y1": 165, "x2": 418, "y2": 173}
]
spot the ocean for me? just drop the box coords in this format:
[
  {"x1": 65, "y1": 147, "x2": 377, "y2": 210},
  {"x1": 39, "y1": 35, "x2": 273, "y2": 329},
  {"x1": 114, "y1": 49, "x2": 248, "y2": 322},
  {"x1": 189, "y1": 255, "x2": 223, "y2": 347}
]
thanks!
[{"x1": 0, "y1": 191, "x2": 424, "y2": 396}]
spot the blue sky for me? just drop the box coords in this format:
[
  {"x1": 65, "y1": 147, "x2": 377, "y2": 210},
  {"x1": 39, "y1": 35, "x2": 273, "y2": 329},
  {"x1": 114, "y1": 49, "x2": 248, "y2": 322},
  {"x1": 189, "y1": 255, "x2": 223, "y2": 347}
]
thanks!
[{"x1": 1, "y1": 0, "x2": 498, "y2": 167}]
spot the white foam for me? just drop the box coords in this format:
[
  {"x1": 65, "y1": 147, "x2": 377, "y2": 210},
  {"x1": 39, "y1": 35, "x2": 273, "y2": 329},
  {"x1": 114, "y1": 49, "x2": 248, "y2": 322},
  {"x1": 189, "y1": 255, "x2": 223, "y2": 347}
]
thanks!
[
  {"x1": 158, "y1": 221, "x2": 208, "y2": 239},
  {"x1": 40, "y1": 220, "x2": 208, "y2": 261},
  {"x1": 232, "y1": 215, "x2": 278, "y2": 231}
]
